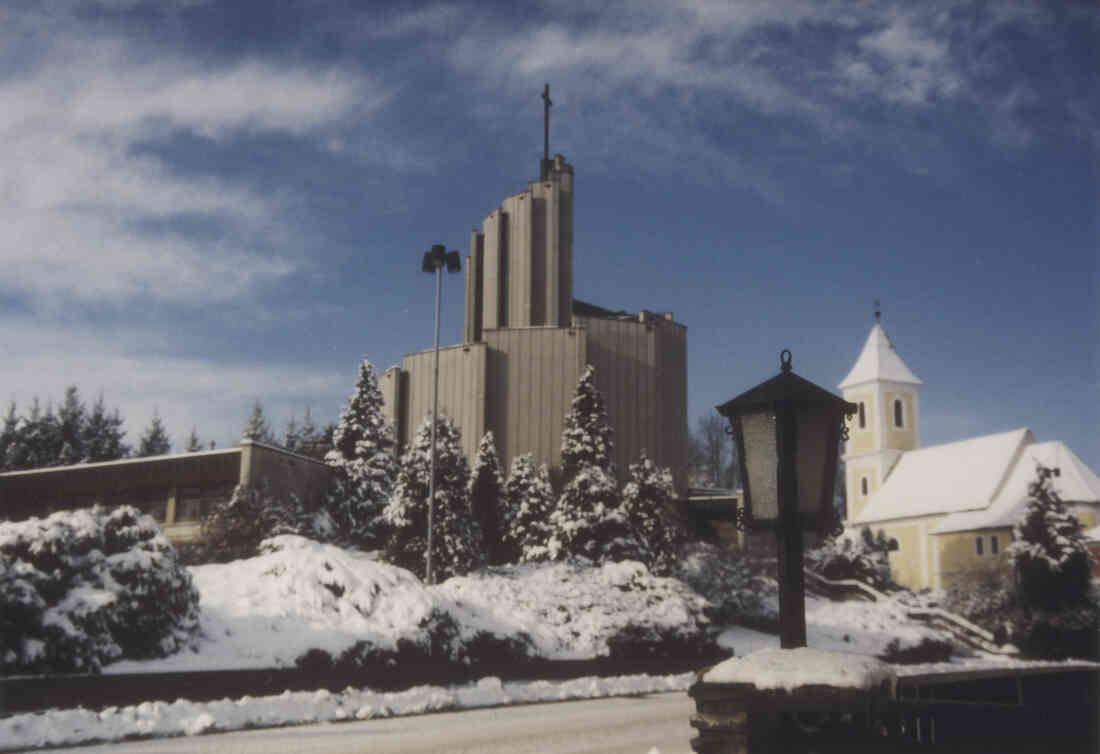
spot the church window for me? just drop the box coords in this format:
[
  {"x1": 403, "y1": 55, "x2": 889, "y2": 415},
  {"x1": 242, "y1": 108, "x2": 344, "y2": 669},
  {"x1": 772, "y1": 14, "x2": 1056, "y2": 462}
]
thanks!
[
  {"x1": 990, "y1": 536, "x2": 999, "y2": 555},
  {"x1": 860, "y1": 476, "x2": 868, "y2": 496},
  {"x1": 858, "y1": 402, "x2": 866, "y2": 429},
  {"x1": 975, "y1": 536, "x2": 984, "y2": 556},
  {"x1": 894, "y1": 399, "x2": 904, "y2": 428}
]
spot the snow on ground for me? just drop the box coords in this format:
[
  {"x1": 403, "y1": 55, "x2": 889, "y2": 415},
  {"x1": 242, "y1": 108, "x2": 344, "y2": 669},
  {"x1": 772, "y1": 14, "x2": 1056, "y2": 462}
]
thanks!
[
  {"x1": 703, "y1": 647, "x2": 895, "y2": 691},
  {"x1": 0, "y1": 672, "x2": 695, "y2": 752}
]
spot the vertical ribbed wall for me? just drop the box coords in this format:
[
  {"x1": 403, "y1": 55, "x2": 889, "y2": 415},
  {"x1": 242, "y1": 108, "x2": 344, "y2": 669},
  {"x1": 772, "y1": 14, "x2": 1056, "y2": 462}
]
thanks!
[{"x1": 399, "y1": 343, "x2": 488, "y2": 462}]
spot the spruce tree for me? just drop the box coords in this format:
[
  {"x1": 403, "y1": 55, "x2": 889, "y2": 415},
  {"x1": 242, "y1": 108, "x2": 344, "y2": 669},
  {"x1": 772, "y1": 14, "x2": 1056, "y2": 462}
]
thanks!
[
  {"x1": 17, "y1": 399, "x2": 60, "y2": 469},
  {"x1": 468, "y1": 431, "x2": 505, "y2": 564},
  {"x1": 0, "y1": 402, "x2": 18, "y2": 471},
  {"x1": 283, "y1": 415, "x2": 301, "y2": 453},
  {"x1": 384, "y1": 414, "x2": 480, "y2": 581},
  {"x1": 184, "y1": 427, "x2": 203, "y2": 453},
  {"x1": 500, "y1": 453, "x2": 555, "y2": 563},
  {"x1": 56, "y1": 386, "x2": 87, "y2": 465},
  {"x1": 136, "y1": 411, "x2": 171, "y2": 457},
  {"x1": 622, "y1": 451, "x2": 686, "y2": 575},
  {"x1": 325, "y1": 357, "x2": 399, "y2": 547},
  {"x1": 560, "y1": 364, "x2": 615, "y2": 481},
  {"x1": 549, "y1": 365, "x2": 641, "y2": 563},
  {"x1": 82, "y1": 394, "x2": 129, "y2": 463},
  {"x1": 241, "y1": 400, "x2": 275, "y2": 444}
]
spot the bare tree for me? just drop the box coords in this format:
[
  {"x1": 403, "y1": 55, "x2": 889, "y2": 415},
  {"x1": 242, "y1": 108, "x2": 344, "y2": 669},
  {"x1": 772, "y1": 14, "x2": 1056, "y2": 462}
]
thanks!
[{"x1": 695, "y1": 413, "x2": 731, "y2": 489}]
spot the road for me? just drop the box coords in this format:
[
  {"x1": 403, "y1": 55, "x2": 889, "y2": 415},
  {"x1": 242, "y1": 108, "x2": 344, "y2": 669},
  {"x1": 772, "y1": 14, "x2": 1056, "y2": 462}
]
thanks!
[{"x1": 44, "y1": 692, "x2": 697, "y2": 753}]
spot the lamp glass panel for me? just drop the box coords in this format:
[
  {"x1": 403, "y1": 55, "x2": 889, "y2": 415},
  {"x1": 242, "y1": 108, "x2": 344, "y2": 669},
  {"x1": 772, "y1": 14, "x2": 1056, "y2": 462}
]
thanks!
[
  {"x1": 740, "y1": 407, "x2": 779, "y2": 521},
  {"x1": 795, "y1": 403, "x2": 832, "y2": 516}
]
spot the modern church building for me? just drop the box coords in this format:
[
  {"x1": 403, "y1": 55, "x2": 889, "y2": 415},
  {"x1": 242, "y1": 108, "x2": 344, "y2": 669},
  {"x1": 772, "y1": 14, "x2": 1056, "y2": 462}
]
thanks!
[{"x1": 380, "y1": 154, "x2": 689, "y2": 493}]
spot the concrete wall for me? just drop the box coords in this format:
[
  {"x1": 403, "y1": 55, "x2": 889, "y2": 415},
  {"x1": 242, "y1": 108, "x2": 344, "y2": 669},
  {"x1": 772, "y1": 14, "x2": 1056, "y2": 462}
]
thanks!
[
  {"x1": 398, "y1": 342, "x2": 489, "y2": 463},
  {"x1": 240, "y1": 441, "x2": 333, "y2": 513}
]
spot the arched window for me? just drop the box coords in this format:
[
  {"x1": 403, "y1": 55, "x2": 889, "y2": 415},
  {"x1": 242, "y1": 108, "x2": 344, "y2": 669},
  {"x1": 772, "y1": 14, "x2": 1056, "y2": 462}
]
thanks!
[
  {"x1": 894, "y1": 399, "x2": 904, "y2": 428},
  {"x1": 858, "y1": 402, "x2": 866, "y2": 429},
  {"x1": 860, "y1": 476, "x2": 868, "y2": 496}
]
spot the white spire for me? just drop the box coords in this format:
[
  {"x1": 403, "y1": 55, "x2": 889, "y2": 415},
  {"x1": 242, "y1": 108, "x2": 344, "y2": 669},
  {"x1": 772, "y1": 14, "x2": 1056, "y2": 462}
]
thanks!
[{"x1": 839, "y1": 323, "x2": 922, "y2": 389}]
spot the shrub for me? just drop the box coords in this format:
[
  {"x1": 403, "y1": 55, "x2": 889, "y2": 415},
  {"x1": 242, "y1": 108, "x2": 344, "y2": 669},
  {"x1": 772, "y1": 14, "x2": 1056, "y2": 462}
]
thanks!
[
  {"x1": 942, "y1": 567, "x2": 1017, "y2": 640},
  {"x1": 806, "y1": 526, "x2": 895, "y2": 591},
  {"x1": 0, "y1": 506, "x2": 199, "y2": 674},
  {"x1": 879, "y1": 637, "x2": 955, "y2": 664},
  {"x1": 674, "y1": 541, "x2": 774, "y2": 625},
  {"x1": 198, "y1": 485, "x2": 310, "y2": 564}
]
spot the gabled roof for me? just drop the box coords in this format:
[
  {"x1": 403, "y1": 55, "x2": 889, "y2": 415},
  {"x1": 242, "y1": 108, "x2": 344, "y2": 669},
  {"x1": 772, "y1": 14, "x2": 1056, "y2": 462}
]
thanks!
[
  {"x1": 839, "y1": 323, "x2": 922, "y2": 390},
  {"x1": 853, "y1": 428, "x2": 1033, "y2": 524},
  {"x1": 934, "y1": 441, "x2": 1100, "y2": 534}
]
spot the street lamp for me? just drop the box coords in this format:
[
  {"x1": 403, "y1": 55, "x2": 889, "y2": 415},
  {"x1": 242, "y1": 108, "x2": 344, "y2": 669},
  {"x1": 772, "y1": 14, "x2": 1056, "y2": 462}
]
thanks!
[
  {"x1": 421, "y1": 243, "x2": 462, "y2": 585},
  {"x1": 717, "y1": 349, "x2": 856, "y2": 648}
]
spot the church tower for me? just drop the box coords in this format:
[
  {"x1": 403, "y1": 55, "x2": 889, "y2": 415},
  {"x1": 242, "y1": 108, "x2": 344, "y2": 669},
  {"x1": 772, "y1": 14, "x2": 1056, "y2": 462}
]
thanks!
[{"x1": 839, "y1": 316, "x2": 922, "y2": 523}]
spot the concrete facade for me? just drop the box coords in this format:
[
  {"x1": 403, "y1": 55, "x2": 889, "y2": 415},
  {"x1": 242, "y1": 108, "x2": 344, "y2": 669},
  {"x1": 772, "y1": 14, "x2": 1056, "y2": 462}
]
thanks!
[
  {"x1": 384, "y1": 155, "x2": 688, "y2": 493},
  {"x1": 0, "y1": 441, "x2": 331, "y2": 544}
]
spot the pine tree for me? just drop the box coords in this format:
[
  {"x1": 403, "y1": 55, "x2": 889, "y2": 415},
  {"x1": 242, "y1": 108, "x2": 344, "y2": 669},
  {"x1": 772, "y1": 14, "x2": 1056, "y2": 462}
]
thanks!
[
  {"x1": 241, "y1": 399, "x2": 275, "y2": 444},
  {"x1": 0, "y1": 402, "x2": 18, "y2": 471},
  {"x1": 500, "y1": 453, "x2": 555, "y2": 563},
  {"x1": 384, "y1": 414, "x2": 480, "y2": 581},
  {"x1": 1010, "y1": 465, "x2": 1093, "y2": 610},
  {"x1": 18, "y1": 399, "x2": 61, "y2": 470},
  {"x1": 468, "y1": 431, "x2": 505, "y2": 565},
  {"x1": 82, "y1": 394, "x2": 129, "y2": 463},
  {"x1": 136, "y1": 411, "x2": 171, "y2": 457},
  {"x1": 56, "y1": 386, "x2": 87, "y2": 465},
  {"x1": 560, "y1": 364, "x2": 615, "y2": 481},
  {"x1": 184, "y1": 427, "x2": 203, "y2": 453},
  {"x1": 283, "y1": 415, "x2": 301, "y2": 453},
  {"x1": 324, "y1": 358, "x2": 399, "y2": 547},
  {"x1": 549, "y1": 365, "x2": 641, "y2": 563},
  {"x1": 296, "y1": 406, "x2": 322, "y2": 459},
  {"x1": 622, "y1": 451, "x2": 686, "y2": 575}
]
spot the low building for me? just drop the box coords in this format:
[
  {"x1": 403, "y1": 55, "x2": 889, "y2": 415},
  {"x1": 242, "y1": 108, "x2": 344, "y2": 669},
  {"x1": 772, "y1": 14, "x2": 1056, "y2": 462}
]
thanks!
[
  {"x1": 840, "y1": 319, "x2": 1100, "y2": 590},
  {"x1": 0, "y1": 440, "x2": 331, "y2": 544}
]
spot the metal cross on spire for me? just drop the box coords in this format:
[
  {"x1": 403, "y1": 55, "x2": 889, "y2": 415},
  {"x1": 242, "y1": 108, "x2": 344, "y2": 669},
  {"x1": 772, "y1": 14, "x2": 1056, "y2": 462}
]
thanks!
[{"x1": 540, "y1": 83, "x2": 553, "y2": 179}]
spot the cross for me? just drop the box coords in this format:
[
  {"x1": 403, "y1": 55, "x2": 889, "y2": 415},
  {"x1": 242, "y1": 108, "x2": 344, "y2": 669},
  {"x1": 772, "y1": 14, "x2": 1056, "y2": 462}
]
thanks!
[{"x1": 541, "y1": 84, "x2": 553, "y2": 178}]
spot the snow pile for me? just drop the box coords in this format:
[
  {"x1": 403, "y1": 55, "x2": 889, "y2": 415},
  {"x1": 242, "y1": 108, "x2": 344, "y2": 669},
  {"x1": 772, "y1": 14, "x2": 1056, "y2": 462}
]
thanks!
[
  {"x1": 703, "y1": 647, "x2": 896, "y2": 692},
  {"x1": 110, "y1": 535, "x2": 436, "y2": 672},
  {"x1": 0, "y1": 672, "x2": 695, "y2": 751},
  {"x1": 436, "y1": 560, "x2": 713, "y2": 660}
]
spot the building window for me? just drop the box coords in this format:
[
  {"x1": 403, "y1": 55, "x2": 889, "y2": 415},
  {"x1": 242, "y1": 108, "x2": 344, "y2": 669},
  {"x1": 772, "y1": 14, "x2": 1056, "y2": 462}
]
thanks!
[
  {"x1": 976, "y1": 536, "x2": 984, "y2": 556},
  {"x1": 860, "y1": 476, "x2": 868, "y2": 496},
  {"x1": 894, "y1": 399, "x2": 904, "y2": 428},
  {"x1": 858, "y1": 402, "x2": 866, "y2": 429},
  {"x1": 990, "y1": 535, "x2": 999, "y2": 555}
]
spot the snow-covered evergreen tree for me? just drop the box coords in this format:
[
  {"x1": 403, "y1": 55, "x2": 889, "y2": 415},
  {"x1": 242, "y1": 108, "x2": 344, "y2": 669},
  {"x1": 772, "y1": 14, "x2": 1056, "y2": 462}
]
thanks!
[
  {"x1": 0, "y1": 402, "x2": 18, "y2": 471},
  {"x1": 82, "y1": 395, "x2": 129, "y2": 463},
  {"x1": 549, "y1": 365, "x2": 641, "y2": 563},
  {"x1": 560, "y1": 364, "x2": 615, "y2": 481},
  {"x1": 1010, "y1": 465, "x2": 1094, "y2": 610},
  {"x1": 18, "y1": 399, "x2": 61, "y2": 469},
  {"x1": 325, "y1": 357, "x2": 399, "y2": 548},
  {"x1": 241, "y1": 399, "x2": 275, "y2": 444},
  {"x1": 622, "y1": 451, "x2": 686, "y2": 575},
  {"x1": 500, "y1": 453, "x2": 556, "y2": 563},
  {"x1": 384, "y1": 414, "x2": 480, "y2": 581},
  {"x1": 56, "y1": 386, "x2": 86, "y2": 465},
  {"x1": 468, "y1": 431, "x2": 505, "y2": 565},
  {"x1": 136, "y1": 411, "x2": 171, "y2": 457}
]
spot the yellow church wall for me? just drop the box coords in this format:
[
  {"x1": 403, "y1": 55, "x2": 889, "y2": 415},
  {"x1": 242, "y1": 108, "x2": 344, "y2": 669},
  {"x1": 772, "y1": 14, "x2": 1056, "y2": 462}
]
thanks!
[
  {"x1": 845, "y1": 390, "x2": 875, "y2": 454},
  {"x1": 847, "y1": 463, "x2": 879, "y2": 522},
  {"x1": 1069, "y1": 506, "x2": 1097, "y2": 529},
  {"x1": 935, "y1": 528, "x2": 1013, "y2": 590},
  {"x1": 881, "y1": 520, "x2": 926, "y2": 590},
  {"x1": 884, "y1": 391, "x2": 917, "y2": 451}
]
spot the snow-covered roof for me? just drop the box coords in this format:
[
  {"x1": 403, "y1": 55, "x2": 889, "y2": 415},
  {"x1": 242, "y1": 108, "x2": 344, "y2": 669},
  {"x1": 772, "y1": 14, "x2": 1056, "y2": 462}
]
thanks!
[
  {"x1": 0, "y1": 445, "x2": 242, "y2": 478},
  {"x1": 853, "y1": 428, "x2": 1033, "y2": 524},
  {"x1": 933, "y1": 441, "x2": 1100, "y2": 534},
  {"x1": 1085, "y1": 526, "x2": 1100, "y2": 543},
  {"x1": 838, "y1": 323, "x2": 922, "y2": 390}
]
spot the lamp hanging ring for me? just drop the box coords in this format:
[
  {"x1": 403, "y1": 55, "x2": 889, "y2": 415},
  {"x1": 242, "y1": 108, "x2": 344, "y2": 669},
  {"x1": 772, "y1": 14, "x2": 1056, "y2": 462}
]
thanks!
[{"x1": 780, "y1": 349, "x2": 792, "y2": 372}]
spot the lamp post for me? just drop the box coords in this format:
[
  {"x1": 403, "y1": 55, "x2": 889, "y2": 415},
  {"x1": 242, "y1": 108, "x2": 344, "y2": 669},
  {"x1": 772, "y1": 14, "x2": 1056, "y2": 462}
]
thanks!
[
  {"x1": 421, "y1": 244, "x2": 461, "y2": 585},
  {"x1": 717, "y1": 350, "x2": 856, "y2": 648}
]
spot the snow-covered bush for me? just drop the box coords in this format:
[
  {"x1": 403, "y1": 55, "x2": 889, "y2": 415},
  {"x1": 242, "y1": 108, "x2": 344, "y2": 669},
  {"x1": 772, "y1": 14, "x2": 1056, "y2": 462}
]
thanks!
[
  {"x1": 468, "y1": 432, "x2": 506, "y2": 565},
  {"x1": 325, "y1": 357, "x2": 399, "y2": 548},
  {"x1": 673, "y1": 541, "x2": 774, "y2": 625},
  {"x1": 384, "y1": 415, "x2": 481, "y2": 581},
  {"x1": 806, "y1": 526, "x2": 895, "y2": 591},
  {"x1": 621, "y1": 452, "x2": 688, "y2": 575},
  {"x1": 0, "y1": 506, "x2": 199, "y2": 674},
  {"x1": 198, "y1": 484, "x2": 314, "y2": 564},
  {"x1": 499, "y1": 453, "x2": 555, "y2": 563},
  {"x1": 942, "y1": 567, "x2": 1017, "y2": 643}
]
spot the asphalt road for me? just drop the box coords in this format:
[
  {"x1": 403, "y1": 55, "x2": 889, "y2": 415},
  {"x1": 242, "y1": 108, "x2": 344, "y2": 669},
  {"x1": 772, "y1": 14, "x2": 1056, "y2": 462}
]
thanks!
[{"x1": 43, "y1": 692, "x2": 698, "y2": 753}]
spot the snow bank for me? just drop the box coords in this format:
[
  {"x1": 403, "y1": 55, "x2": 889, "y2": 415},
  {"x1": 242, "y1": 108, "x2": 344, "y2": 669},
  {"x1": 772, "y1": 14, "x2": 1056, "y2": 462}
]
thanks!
[
  {"x1": 702, "y1": 647, "x2": 895, "y2": 692},
  {"x1": 0, "y1": 672, "x2": 694, "y2": 751}
]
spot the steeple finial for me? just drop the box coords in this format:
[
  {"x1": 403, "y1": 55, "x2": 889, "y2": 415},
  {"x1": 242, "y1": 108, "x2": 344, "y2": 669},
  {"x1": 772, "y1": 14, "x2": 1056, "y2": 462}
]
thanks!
[
  {"x1": 540, "y1": 83, "x2": 553, "y2": 179},
  {"x1": 874, "y1": 299, "x2": 881, "y2": 323}
]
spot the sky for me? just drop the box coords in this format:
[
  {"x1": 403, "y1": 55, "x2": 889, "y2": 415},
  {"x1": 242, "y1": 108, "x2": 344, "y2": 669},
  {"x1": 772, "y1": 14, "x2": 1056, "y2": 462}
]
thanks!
[{"x1": 1, "y1": 0, "x2": 1096, "y2": 470}]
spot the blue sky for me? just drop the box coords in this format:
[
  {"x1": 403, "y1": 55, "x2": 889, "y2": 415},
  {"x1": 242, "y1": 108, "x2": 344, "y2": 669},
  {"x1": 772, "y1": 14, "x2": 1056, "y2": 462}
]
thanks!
[{"x1": 1, "y1": 0, "x2": 1097, "y2": 469}]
